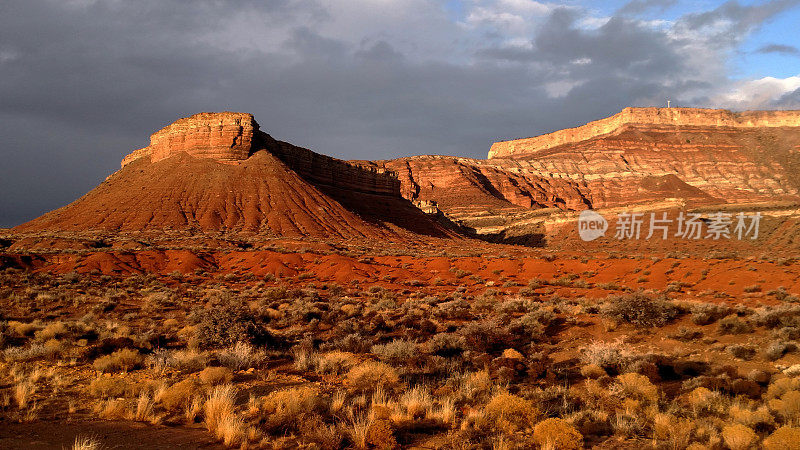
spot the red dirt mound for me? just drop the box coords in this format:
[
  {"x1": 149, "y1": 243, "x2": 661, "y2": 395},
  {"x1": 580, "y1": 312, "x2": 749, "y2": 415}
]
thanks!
[{"x1": 13, "y1": 150, "x2": 437, "y2": 239}]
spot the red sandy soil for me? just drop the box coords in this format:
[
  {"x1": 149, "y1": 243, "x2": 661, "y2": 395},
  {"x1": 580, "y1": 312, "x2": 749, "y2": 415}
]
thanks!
[{"x1": 0, "y1": 420, "x2": 224, "y2": 449}]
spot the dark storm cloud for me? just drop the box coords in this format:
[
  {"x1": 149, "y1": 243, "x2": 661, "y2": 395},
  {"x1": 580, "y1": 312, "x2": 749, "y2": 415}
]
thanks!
[
  {"x1": 756, "y1": 43, "x2": 800, "y2": 55},
  {"x1": 0, "y1": 0, "x2": 798, "y2": 227}
]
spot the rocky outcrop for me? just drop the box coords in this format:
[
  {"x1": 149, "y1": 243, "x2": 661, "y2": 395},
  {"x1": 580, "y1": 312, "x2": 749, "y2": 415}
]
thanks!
[
  {"x1": 489, "y1": 107, "x2": 800, "y2": 158},
  {"x1": 121, "y1": 112, "x2": 258, "y2": 167},
  {"x1": 119, "y1": 112, "x2": 400, "y2": 198},
  {"x1": 373, "y1": 110, "x2": 800, "y2": 240},
  {"x1": 266, "y1": 139, "x2": 400, "y2": 197}
]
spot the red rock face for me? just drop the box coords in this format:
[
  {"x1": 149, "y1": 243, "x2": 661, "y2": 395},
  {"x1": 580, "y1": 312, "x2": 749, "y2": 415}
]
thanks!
[
  {"x1": 21, "y1": 112, "x2": 449, "y2": 240},
  {"x1": 373, "y1": 115, "x2": 800, "y2": 237},
  {"x1": 121, "y1": 112, "x2": 258, "y2": 167},
  {"x1": 489, "y1": 107, "x2": 800, "y2": 158}
]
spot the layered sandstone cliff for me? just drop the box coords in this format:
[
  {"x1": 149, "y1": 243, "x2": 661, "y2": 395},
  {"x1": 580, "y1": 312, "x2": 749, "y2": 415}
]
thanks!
[
  {"x1": 119, "y1": 112, "x2": 400, "y2": 197},
  {"x1": 489, "y1": 107, "x2": 800, "y2": 158},
  {"x1": 373, "y1": 109, "x2": 800, "y2": 240},
  {"x1": 122, "y1": 112, "x2": 258, "y2": 167}
]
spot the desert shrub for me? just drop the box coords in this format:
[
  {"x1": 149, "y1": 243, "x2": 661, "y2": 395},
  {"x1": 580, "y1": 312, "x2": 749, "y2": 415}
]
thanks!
[
  {"x1": 764, "y1": 426, "x2": 800, "y2": 449},
  {"x1": 93, "y1": 348, "x2": 144, "y2": 373},
  {"x1": 722, "y1": 424, "x2": 758, "y2": 450},
  {"x1": 371, "y1": 339, "x2": 417, "y2": 365},
  {"x1": 727, "y1": 344, "x2": 757, "y2": 360},
  {"x1": 426, "y1": 333, "x2": 465, "y2": 357},
  {"x1": 508, "y1": 313, "x2": 547, "y2": 341},
  {"x1": 314, "y1": 351, "x2": 356, "y2": 375},
  {"x1": 601, "y1": 293, "x2": 680, "y2": 327},
  {"x1": 193, "y1": 299, "x2": 269, "y2": 349},
  {"x1": 485, "y1": 392, "x2": 539, "y2": 433},
  {"x1": 770, "y1": 390, "x2": 800, "y2": 422},
  {"x1": 615, "y1": 373, "x2": 658, "y2": 401},
  {"x1": 199, "y1": 367, "x2": 234, "y2": 385},
  {"x1": 691, "y1": 303, "x2": 733, "y2": 325},
  {"x1": 755, "y1": 305, "x2": 800, "y2": 329},
  {"x1": 257, "y1": 386, "x2": 321, "y2": 433},
  {"x1": 767, "y1": 378, "x2": 800, "y2": 400},
  {"x1": 35, "y1": 321, "x2": 69, "y2": 341},
  {"x1": 217, "y1": 342, "x2": 263, "y2": 370},
  {"x1": 533, "y1": 418, "x2": 583, "y2": 450},
  {"x1": 160, "y1": 378, "x2": 200, "y2": 411},
  {"x1": 88, "y1": 377, "x2": 136, "y2": 398},
  {"x1": 743, "y1": 284, "x2": 762, "y2": 293},
  {"x1": 459, "y1": 320, "x2": 515, "y2": 353},
  {"x1": 718, "y1": 315, "x2": 754, "y2": 334},
  {"x1": 580, "y1": 341, "x2": 626, "y2": 369},
  {"x1": 434, "y1": 299, "x2": 472, "y2": 320},
  {"x1": 766, "y1": 341, "x2": 797, "y2": 361},
  {"x1": 346, "y1": 361, "x2": 400, "y2": 394}
]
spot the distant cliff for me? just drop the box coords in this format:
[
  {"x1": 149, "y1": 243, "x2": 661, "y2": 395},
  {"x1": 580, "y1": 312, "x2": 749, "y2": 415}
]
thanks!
[{"x1": 489, "y1": 107, "x2": 800, "y2": 158}]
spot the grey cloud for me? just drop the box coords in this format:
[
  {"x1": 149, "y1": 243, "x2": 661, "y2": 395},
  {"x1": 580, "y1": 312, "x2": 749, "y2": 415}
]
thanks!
[
  {"x1": 0, "y1": 0, "x2": 799, "y2": 227},
  {"x1": 756, "y1": 43, "x2": 800, "y2": 55},
  {"x1": 618, "y1": 0, "x2": 678, "y2": 15}
]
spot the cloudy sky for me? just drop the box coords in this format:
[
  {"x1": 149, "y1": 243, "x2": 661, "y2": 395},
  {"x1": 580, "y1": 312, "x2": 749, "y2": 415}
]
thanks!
[{"x1": 1, "y1": 0, "x2": 799, "y2": 227}]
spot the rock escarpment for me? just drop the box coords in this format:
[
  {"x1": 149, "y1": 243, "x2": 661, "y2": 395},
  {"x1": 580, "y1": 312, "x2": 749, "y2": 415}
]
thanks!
[
  {"x1": 18, "y1": 113, "x2": 446, "y2": 239},
  {"x1": 373, "y1": 108, "x2": 800, "y2": 240},
  {"x1": 489, "y1": 107, "x2": 800, "y2": 158},
  {"x1": 120, "y1": 112, "x2": 400, "y2": 197}
]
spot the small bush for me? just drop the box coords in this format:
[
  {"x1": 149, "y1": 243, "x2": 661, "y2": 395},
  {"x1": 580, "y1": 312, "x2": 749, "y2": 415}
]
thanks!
[
  {"x1": 485, "y1": 392, "x2": 539, "y2": 433},
  {"x1": 764, "y1": 426, "x2": 800, "y2": 450},
  {"x1": 93, "y1": 348, "x2": 144, "y2": 373},
  {"x1": 533, "y1": 418, "x2": 583, "y2": 450},
  {"x1": 371, "y1": 339, "x2": 417, "y2": 365},
  {"x1": 194, "y1": 298, "x2": 269, "y2": 349},
  {"x1": 727, "y1": 344, "x2": 757, "y2": 361},
  {"x1": 345, "y1": 361, "x2": 400, "y2": 394},
  {"x1": 88, "y1": 377, "x2": 135, "y2": 398},
  {"x1": 199, "y1": 367, "x2": 234, "y2": 385},
  {"x1": 602, "y1": 293, "x2": 680, "y2": 327},
  {"x1": 616, "y1": 373, "x2": 658, "y2": 401},
  {"x1": 257, "y1": 386, "x2": 321, "y2": 433},
  {"x1": 721, "y1": 424, "x2": 758, "y2": 450},
  {"x1": 691, "y1": 303, "x2": 733, "y2": 325},
  {"x1": 718, "y1": 315, "x2": 754, "y2": 335}
]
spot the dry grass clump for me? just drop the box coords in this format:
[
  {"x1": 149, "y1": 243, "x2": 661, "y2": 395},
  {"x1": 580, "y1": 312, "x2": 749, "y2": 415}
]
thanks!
[
  {"x1": 93, "y1": 349, "x2": 143, "y2": 373},
  {"x1": 313, "y1": 351, "x2": 357, "y2": 374},
  {"x1": 217, "y1": 342, "x2": 263, "y2": 370},
  {"x1": 532, "y1": 418, "x2": 583, "y2": 450},
  {"x1": 615, "y1": 373, "x2": 658, "y2": 401},
  {"x1": 159, "y1": 378, "x2": 200, "y2": 411},
  {"x1": 198, "y1": 366, "x2": 233, "y2": 385},
  {"x1": 345, "y1": 361, "x2": 401, "y2": 394},
  {"x1": 252, "y1": 385, "x2": 322, "y2": 433},
  {"x1": 72, "y1": 435, "x2": 102, "y2": 450},
  {"x1": 88, "y1": 376, "x2": 135, "y2": 398},
  {"x1": 204, "y1": 384, "x2": 245, "y2": 446}
]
